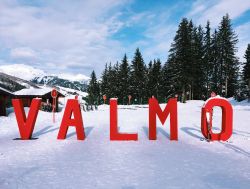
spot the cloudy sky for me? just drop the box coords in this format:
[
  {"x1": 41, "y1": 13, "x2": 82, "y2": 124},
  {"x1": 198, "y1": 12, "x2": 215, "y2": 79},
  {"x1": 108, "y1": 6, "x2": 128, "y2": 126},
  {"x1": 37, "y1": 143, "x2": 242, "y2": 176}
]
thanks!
[{"x1": 0, "y1": 0, "x2": 250, "y2": 78}]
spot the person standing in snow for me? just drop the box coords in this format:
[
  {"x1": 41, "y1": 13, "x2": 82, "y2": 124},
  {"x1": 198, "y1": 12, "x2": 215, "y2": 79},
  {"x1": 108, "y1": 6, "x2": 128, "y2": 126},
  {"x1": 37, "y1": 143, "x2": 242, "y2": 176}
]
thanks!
[{"x1": 205, "y1": 92, "x2": 216, "y2": 141}]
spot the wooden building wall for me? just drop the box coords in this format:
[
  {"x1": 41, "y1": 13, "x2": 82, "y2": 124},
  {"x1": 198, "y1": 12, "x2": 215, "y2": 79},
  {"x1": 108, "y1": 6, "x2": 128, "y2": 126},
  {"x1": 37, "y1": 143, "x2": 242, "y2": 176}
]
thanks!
[
  {"x1": 0, "y1": 96, "x2": 7, "y2": 116},
  {"x1": 20, "y1": 96, "x2": 60, "y2": 112}
]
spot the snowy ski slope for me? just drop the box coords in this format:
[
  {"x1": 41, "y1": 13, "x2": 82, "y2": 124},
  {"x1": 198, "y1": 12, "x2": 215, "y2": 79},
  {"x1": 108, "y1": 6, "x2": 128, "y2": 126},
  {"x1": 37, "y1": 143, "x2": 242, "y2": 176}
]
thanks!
[{"x1": 0, "y1": 99, "x2": 249, "y2": 189}]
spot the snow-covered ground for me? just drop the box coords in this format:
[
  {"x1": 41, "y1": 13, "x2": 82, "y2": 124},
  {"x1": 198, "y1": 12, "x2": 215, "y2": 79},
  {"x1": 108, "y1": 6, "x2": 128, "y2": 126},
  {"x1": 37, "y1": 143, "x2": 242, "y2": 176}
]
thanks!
[{"x1": 0, "y1": 99, "x2": 250, "y2": 189}]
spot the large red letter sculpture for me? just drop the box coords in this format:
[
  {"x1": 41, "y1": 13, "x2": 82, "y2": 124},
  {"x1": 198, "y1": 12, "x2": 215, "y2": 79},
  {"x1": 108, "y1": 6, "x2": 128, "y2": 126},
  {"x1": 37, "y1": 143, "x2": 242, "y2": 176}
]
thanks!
[
  {"x1": 110, "y1": 98, "x2": 138, "y2": 141},
  {"x1": 149, "y1": 98, "x2": 178, "y2": 140},
  {"x1": 12, "y1": 98, "x2": 41, "y2": 139},
  {"x1": 57, "y1": 99, "x2": 85, "y2": 140},
  {"x1": 201, "y1": 98, "x2": 233, "y2": 141}
]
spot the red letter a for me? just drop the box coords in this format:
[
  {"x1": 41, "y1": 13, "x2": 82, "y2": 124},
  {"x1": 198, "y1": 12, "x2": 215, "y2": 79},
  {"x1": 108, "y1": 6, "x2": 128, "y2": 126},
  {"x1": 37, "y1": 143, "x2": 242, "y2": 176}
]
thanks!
[
  {"x1": 110, "y1": 98, "x2": 138, "y2": 141},
  {"x1": 149, "y1": 98, "x2": 178, "y2": 140},
  {"x1": 12, "y1": 98, "x2": 41, "y2": 139},
  {"x1": 57, "y1": 99, "x2": 85, "y2": 140}
]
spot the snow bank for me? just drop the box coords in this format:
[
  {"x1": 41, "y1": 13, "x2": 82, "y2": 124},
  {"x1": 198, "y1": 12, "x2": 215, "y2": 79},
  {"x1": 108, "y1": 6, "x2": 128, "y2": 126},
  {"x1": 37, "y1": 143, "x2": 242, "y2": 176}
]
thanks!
[
  {"x1": 0, "y1": 100, "x2": 249, "y2": 188},
  {"x1": 203, "y1": 95, "x2": 229, "y2": 107}
]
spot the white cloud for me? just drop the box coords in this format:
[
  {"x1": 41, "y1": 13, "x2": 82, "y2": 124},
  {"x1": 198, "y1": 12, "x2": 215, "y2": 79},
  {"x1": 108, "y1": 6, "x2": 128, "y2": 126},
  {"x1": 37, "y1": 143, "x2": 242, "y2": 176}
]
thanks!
[
  {"x1": 0, "y1": 0, "x2": 128, "y2": 76},
  {"x1": 142, "y1": 24, "x2": 177, "y2": 62},
  {"x1": 10, "y1": 47, "x2": 36, "y2": 59},
  {"x1": 188, "y1": 0, "x2": 250, "y2": 26},
  {"x1": 131, "y1": 10, "x2": 179, "y2": 62},
  {"x1": 187, "y1": 0, "x2": 250, "y2": 62},
  {"x1": 1, "y1": 0, "x2": 250, "y2": 76},
  {"x1": 236, "y1": 22, "x2": 250, "y2": 62}
]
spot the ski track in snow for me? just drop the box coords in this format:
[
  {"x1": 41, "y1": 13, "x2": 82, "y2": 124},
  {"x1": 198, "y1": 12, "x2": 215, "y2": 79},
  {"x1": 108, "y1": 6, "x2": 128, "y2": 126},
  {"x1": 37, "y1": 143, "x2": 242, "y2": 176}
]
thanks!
[{"x1": 0, "y1": 100, "x2": 250, "y2": 189}]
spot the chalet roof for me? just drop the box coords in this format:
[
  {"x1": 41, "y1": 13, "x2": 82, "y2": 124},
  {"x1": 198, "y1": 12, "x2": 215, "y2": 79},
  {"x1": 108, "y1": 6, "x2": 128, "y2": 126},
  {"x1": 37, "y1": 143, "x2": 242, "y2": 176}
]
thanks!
[
  {"x1": 0, "y1": 87, "x2": 14, "y2": 96},
  {"x1": 14, "y1": 87, "x2": 65, "y2": 98}
]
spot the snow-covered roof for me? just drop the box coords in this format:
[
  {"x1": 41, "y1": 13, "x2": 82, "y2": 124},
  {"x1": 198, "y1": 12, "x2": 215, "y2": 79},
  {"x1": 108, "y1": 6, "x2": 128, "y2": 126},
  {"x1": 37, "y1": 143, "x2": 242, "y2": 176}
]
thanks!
[
  {"x1": 14, "y1": 87, "x2": 51, "y2": 96},
  {"x1": 0, "y1": 86, "x2": 14, "y2": 96},
  {"x1": 14, "y1": 87, "x2": 64, "y2": 97}
]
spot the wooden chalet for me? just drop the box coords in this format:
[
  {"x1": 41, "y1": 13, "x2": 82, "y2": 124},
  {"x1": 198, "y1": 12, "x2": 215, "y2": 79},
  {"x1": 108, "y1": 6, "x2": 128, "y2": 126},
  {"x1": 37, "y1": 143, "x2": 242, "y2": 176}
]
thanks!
[
  {"x1": 14, "y1": 88, "x2": 65, "y2": 112},
  {"x1": 0, "y1": 87, "x2": 14, "y2": 116}
]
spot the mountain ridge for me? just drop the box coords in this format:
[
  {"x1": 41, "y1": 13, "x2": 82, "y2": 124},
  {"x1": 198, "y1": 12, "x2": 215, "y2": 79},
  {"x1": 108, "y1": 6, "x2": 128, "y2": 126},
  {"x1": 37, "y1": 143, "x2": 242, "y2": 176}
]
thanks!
[{"x1": 0, "y1": 64, "x2": 89, "y2": 92}]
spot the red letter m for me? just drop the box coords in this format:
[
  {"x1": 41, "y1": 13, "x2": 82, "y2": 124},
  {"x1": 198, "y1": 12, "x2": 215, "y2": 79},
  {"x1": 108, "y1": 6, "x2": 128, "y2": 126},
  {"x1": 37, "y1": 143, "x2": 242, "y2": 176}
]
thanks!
[{"x1": 149, "y1": 98, "x2": 178, "y2": 140}]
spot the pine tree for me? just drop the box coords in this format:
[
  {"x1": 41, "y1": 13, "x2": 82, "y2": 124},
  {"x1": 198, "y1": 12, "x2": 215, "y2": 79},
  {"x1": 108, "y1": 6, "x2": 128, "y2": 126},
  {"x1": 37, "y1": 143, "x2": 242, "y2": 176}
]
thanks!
[
  {"x1": 146, "y1": 59, "x2": 162, "y2": 100},
  {"x1": 118, "y1": 54, "x2": 130, "y2": 104},
  {"x1": 191, "y1": 25, "x2": 205, "y2": 100},
  {"x1": 243, "y1": 44, "x2": 250, "y2": 84},
  {"x1": 161, "y1": 57, "x2": 179, "y2": 101},
  {"x1": 203, "y1": 21, "x2": 213, "y2": 98},
  {"x1": 97, "y1": 14, "x2": 241, "y2": 103},
  {"x1": 147, "y1": 60, "x2": 154, "y2": 98},
  {"x1": 210, "y1": 29, "x2": 220, "y2": 94},
  {"x1": 106, "y1": 63, "x2": 113, "y2": 98},
  {"x1": 167, "y1": 18, "x2": 193, "y2": 102},
  {"x1": 153, "y1": 59, "x2": 162, "y2": 99},
  {"x1": 217, "y1": 14, "x2": 239, "y2": 97},
  {"x1": 100, "y1": 63, "x2": 109, "y2": 102},
  {"x1": 243, "y1": 44, "x2": 250, "y2": 101},
  {"x1": 87, "y1": 71, "x2": 100, "y2": 105},
  {"x1": 130, "y1": 48, "x2": 147, "y2": 104},
  {"x1": 108, "y1": 62, "x2": 120, "y2": 99},
  {"x1": 100, "y1": 62, "x2": 113, "y2": 102}
]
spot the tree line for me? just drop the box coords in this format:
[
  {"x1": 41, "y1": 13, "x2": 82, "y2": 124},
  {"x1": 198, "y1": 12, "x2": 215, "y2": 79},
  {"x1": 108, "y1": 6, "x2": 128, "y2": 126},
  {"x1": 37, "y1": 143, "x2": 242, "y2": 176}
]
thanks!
[{"x1": 87, "y1": 14, "x2": 250, "y2": 105}]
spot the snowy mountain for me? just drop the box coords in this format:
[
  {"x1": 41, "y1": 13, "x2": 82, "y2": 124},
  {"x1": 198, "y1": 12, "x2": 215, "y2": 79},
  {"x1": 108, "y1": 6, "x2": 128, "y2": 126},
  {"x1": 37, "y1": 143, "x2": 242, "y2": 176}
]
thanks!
[
  {"x1": 0, "y1": 64, "x2": 89, "y2": 100},
  {"x1": 0, "y1": 72, "x2": 88, "y2": 103},
  {"x1": 57, "y1": 86, "x2": 88, "y2": 97},
  {"x1": 0, "y1": 64, "x2": 45, "y2": 81},
  {"x1": 31, "y1": 75, "x2": 88, "y2": 92},
  {"x1": 0, "y1": 72, "x2": 39, "y2": 92},
  {"x1": 0, "y1": 64, "x2": 89, "y2": 92}
]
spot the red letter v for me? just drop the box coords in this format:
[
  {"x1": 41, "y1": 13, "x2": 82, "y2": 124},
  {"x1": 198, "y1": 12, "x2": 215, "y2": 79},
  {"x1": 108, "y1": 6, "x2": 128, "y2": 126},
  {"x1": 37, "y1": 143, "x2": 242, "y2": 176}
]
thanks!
[{"x1": 12, "y1": 98, "x2": 41, "y2": 139}]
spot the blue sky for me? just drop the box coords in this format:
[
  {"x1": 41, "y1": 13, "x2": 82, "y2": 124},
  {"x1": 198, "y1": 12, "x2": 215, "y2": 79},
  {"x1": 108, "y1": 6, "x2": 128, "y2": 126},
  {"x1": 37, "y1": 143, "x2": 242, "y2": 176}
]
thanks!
[{"x1": 0, "y1": 0, "x2": 250, "y2": 78}]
